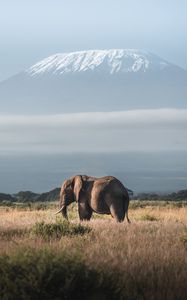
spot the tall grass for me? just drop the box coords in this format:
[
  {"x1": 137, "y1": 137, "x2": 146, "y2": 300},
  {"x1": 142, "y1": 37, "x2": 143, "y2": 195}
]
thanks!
[
  {"x1": 0, "y1": 204, "x2": 187, "y2": 299},
  {"x1": 0, "y1": 248, "x2": 118, "y2": 300}
]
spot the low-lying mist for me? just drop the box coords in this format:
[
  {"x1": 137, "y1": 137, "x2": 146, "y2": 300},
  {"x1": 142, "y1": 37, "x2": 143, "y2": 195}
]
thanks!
[{"x1": 0, "y1": 109, "x2": 186, "y2": 193}]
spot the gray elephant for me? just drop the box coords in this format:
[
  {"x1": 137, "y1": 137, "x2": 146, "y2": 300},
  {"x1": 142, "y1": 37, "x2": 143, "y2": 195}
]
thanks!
[{"x1": 55, "y1": 175, "x2": 130, "y2": 222}]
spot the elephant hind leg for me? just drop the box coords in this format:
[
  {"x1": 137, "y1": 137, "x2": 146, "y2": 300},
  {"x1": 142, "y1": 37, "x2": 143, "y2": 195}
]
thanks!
[
  {"x1": 110, "y1": 206, "x2": 125, "y2": 222},
  {"x1": 107, "y1": 198, "x2": 125, "y2": 222}
]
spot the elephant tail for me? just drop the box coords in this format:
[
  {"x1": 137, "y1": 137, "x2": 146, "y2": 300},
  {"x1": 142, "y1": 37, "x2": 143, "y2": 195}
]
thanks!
[
  {"x1": 123, "y1": 191, "x2": 131, "y2": 223},
  {"x1": 126, "y1": 210, "x2": 131, "y2": 223}
]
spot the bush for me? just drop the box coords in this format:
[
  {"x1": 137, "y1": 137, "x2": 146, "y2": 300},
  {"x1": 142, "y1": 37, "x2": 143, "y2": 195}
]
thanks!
[
  {"x1": 0, "y1": 228, "x2": 28, "y2": 240},
  {"x1": 0, "y1": 200, "x2": 14, "y2": 207},
  {"x1": 139, "y1": 214, "x2": 159, "y2": 221},
  {"x1": 32, "y1": 220, "x2": 91, "y2": 240},
  {"x1": 0, "y1": 248, "x2": 118, "y2": 300},
  {"x1": 130, "y1": 200, "x2": 187, "y2": 209},
  {"x1": 180, "y1": 235, "x2": 187, "y2": 247}
]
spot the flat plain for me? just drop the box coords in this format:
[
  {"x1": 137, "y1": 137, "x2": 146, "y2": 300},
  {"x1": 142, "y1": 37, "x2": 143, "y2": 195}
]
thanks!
[{"x1": 0, "y1": 201, "x2": 187, "y2": 300}]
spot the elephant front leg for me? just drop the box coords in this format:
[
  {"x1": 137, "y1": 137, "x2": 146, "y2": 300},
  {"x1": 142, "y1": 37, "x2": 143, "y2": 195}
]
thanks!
[{"x1": 78, "y1": 202, "x2": 92, "y2": 221}]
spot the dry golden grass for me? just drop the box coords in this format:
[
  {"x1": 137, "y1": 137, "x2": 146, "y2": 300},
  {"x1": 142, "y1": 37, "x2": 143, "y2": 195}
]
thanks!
[
  {"x1": 0, "y1": 205, "x2": 187, "y2": 258},
  {"x1": 0, "y1": 204, "x2": 187, "y2": 228},
  {"x1": 0, "y1": 204, "x2": 187, "y2": 299}
]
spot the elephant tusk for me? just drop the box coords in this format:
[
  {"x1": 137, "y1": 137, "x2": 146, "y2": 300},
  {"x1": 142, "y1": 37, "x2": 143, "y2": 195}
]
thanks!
[{"x1": 54, "y1": 206, "x2": 64, "y2": 215}]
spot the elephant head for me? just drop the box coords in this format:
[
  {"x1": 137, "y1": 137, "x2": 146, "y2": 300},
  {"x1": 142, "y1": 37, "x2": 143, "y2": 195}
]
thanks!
[{"x1": 55, "y1": 175, "x2": 83, "y2": 219}]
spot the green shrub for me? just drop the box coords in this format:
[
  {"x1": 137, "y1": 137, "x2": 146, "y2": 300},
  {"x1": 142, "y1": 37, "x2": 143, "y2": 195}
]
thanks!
[
  {"x1": 32, "y1": 220, "x2": 91, "y2": 240},
  {"x1": 0, "y1": 228, "x2": 28, "y2": 240},
  {"x1": 180, "y1": 235, "x2": 187, "y2": 246},
  {"x1": 0, "y1": 200, "x2": 14, "y2": 207},
  {"x1": 129, "y1": 200, "x2": 187, "y2": 209},
  {"x1": 0, "y1": 248, "x2": 118, "y2": 300},
  {"x1": 139, "y1": 214, "x2": 159, "y2": 221},
  {"x1": 34, "y1": 203, "x2": 48, "y2": 210}
]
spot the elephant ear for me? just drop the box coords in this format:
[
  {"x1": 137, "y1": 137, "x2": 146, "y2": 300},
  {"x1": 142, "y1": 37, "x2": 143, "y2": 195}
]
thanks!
[{"x1": 73, "y1": 175, "x2": 83, "y2": 202}]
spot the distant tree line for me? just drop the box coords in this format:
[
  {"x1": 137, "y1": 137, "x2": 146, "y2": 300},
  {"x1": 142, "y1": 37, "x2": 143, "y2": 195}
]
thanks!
[
  {"x1": 0, "y1": 188, "x2": 187, "y2": 204},
  {"x1": 133, "y1": 190, "x2": 187, "y2": 201},
  {"x1": 0, "y1": 188, "x2": 60, "y2": 204}
]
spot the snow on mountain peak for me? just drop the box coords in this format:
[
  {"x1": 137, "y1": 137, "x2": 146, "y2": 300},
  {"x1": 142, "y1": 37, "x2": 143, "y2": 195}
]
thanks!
[{"x1": 26, "y1": 49, "x2": 170, "y2": 77}]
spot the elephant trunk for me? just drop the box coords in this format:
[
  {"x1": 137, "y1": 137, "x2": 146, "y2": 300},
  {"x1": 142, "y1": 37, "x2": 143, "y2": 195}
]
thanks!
[{"x1": 61, "y1": 205, "x2": 68, "y2": 220}]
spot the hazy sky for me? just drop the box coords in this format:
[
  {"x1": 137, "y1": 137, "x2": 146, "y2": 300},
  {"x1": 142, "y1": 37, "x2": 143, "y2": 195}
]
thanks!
[
  {"x1": 0, "y1": 0, "x2": 187, "y2": 81},
  {"x1": 0, "y1": 1, "x2": 187, "y2": 193}
]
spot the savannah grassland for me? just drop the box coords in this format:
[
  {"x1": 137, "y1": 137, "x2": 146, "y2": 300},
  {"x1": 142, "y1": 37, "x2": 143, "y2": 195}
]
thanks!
[{"x1": 0, "y1": 201, "x2": 187, "y2": 300}]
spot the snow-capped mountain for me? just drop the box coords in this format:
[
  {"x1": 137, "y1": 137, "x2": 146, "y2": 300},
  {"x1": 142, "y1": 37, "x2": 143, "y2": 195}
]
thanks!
[
  {"x1": 0, "y1": 49, "x2": 186, "y2": 114},
  {"x1": 26, "y1": 49, "x2": 171, "y2": 77}
]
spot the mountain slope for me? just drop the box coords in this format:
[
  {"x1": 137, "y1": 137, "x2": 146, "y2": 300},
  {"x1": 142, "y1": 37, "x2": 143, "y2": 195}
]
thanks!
[{"x1": 0, "y1": 49, "x2": 186, "y2": 114}]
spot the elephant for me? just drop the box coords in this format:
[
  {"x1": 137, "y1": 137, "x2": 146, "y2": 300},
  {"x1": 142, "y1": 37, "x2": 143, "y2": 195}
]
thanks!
[{"x1": 55, "y1": 175, "x2": 130, "y2": 222}]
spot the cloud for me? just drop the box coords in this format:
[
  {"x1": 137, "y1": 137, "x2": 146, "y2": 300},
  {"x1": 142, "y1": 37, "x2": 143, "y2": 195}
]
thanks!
[{"x1": 0, "y1": 109, "x2": 187, "y2": 154}]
